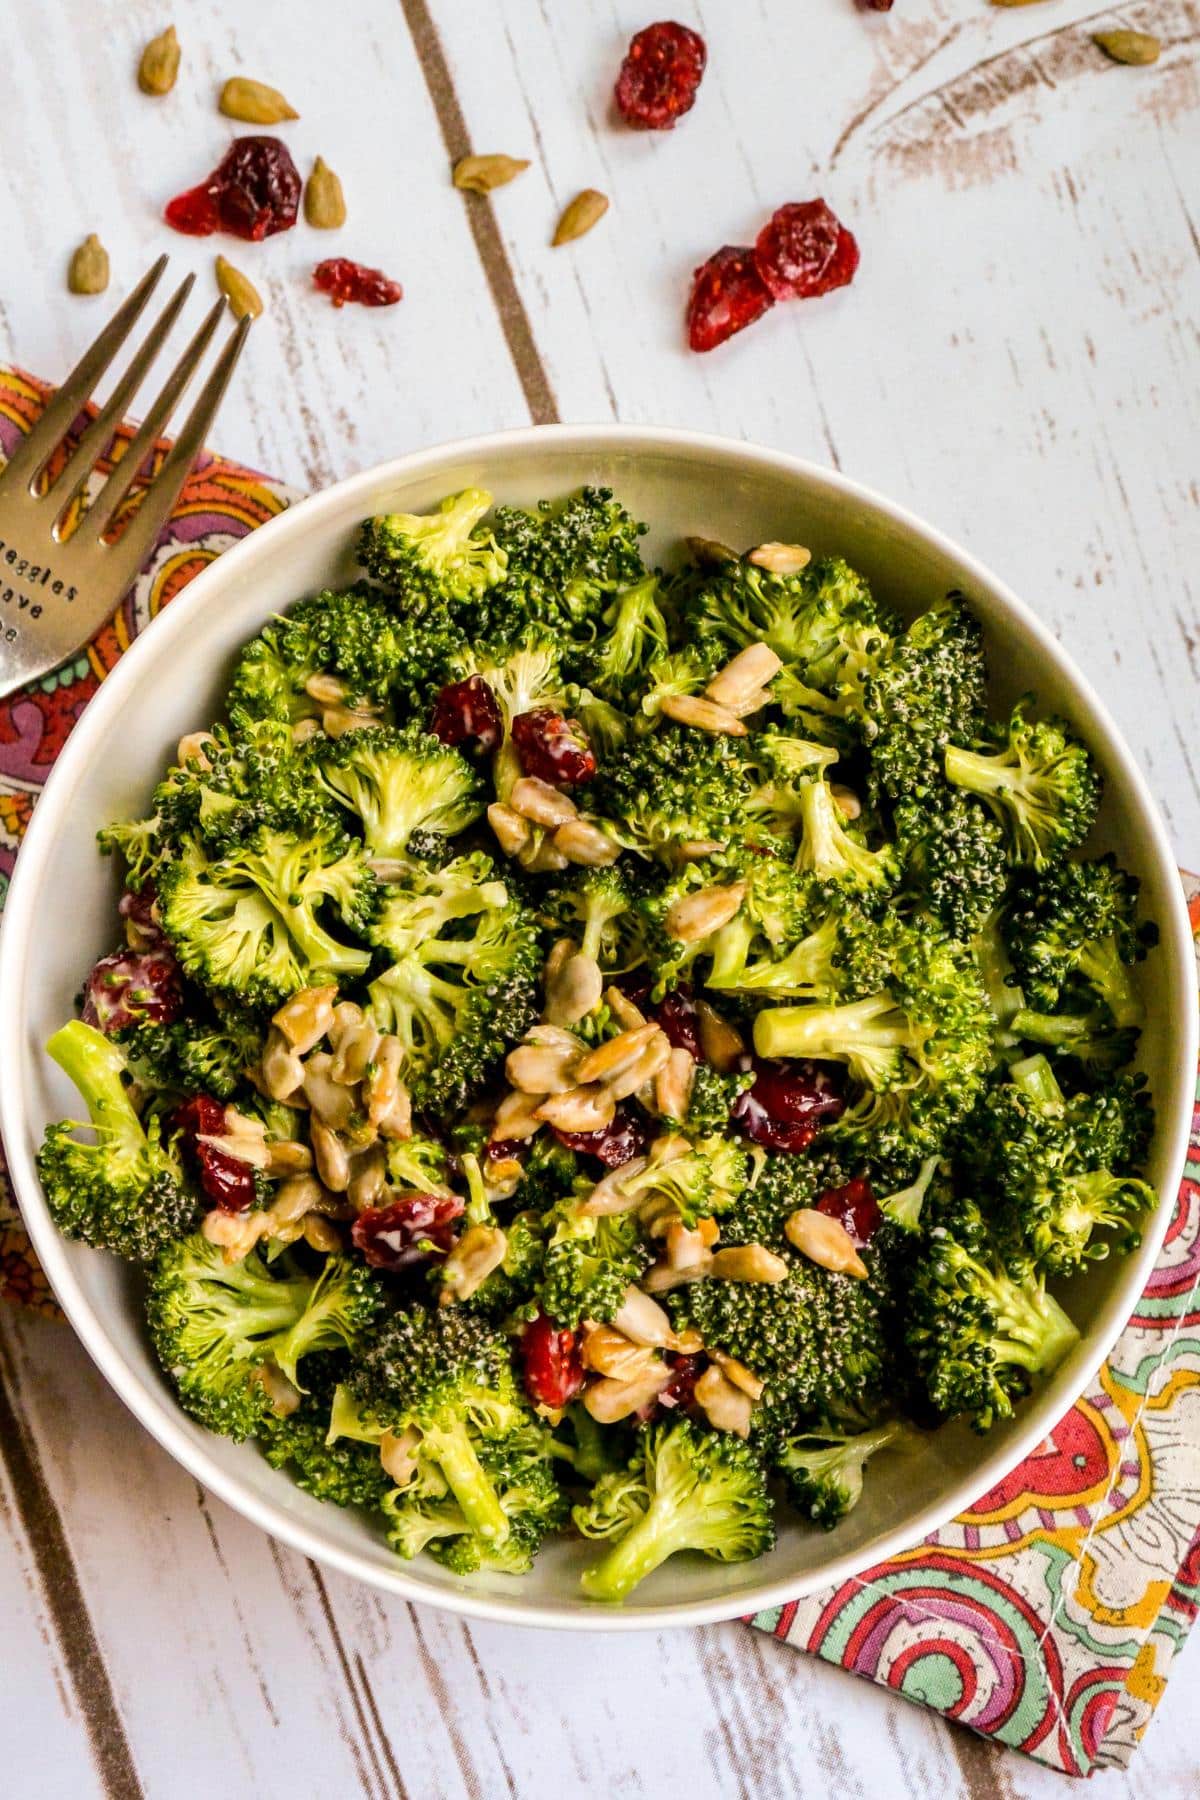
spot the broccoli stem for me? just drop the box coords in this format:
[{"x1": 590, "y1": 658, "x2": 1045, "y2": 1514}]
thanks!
[
  {"x1": 1008, "y1": 1053, "x2": 1064, "y2": 1109},
  {"x1": 753, "y1": 995, "x2": 909, "y2": 1077},
  {"x1": 46, "y1": 1021, "x2": 143, "y2": 1155},
  {"x1": 944, "y1": 743, "x2": 1021, "y2": 802},
  {"x1": 579, "y1": 1492, "x2": 701, "y2": 1602},
  {"x1": 422, "y1": 1419, "x2": 510, "y2": 1546}
]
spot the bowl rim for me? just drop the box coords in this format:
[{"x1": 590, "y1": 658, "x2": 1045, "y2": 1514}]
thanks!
[{"x1": 2, "y1": 420, "x2": 1195, "y2": 1630}]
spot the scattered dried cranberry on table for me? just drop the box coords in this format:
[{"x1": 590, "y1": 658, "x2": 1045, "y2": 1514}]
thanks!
[
  {"x1": 313, "y1": 259, "x2": 404, "y2": 308},
  {"x1": 686, "y1": 245, "x2": 774, "y2": 353},
  {"x1": 754, "y1": 200, "x2": 860, "y2": 302},
  {"x1": 511, "y1": 709, "x2": 596, "y2": 786},
  {"x1": 520, "y1": 1313, "x2": 585, "y2": 1409},
  {"x1": 816, "y1": 1176, "x2": 882, "y2": 1248},
  {"x1": 173, "y1": 1095, "x2": 258, "y2": 1212},
  {"x1": 81, "y1": 945, "x2": 183, "y2": 1033},
  {"x1": 164, "y1": 136, "x2": 301, "y2": 240},
  {"x1": 430, "y1": 675, "x2": 503, "y2": 755},
  {"x1": 351, "y1": 1194, "x2": 465, "y2": 1269},
  {"x1": 615, "y1": 20, "x2": 707, "y2": 130}
]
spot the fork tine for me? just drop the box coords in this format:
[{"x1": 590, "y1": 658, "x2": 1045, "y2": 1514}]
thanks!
[
  {"x1": 99, "y1": 313, "x2": 254, "y2": 599},
  {"x1": 73, "y1": 297, "x2": 228, "y2": 548},
  {"x1": 1, "y1": 256, "x2": 168, "y2": 491},
  {"x1": 43, "y1": 274, "x2": 196, "y2": 526}
]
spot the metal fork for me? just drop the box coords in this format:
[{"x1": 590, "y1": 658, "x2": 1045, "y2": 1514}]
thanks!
[{"x1": 0, "y1": 256, "x2": 251, "y2": 700}]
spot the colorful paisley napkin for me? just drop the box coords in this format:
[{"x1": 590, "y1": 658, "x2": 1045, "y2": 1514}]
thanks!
[{"x1": 1, "y1": 365, "x2": 1197, "y2": 1776}]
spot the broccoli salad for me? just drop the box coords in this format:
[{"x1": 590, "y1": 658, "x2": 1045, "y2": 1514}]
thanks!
[{"x1": 38, "y1": 485, "x2": 1159, "y2": 1602}]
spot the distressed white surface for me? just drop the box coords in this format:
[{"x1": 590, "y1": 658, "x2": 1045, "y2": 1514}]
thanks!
[{"x1": 0, "y1": 0, "x2": 1198, "y2": 1795}]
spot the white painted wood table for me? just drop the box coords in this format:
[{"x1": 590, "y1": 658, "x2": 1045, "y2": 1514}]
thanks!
[{"x1": 1, "y1": 1, "x2": 1198, "y2": 1794}]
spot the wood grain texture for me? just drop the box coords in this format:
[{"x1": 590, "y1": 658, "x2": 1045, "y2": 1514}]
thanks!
[{"x1": 0, "y1": 1, "x2": 1198, "y2": 1795}]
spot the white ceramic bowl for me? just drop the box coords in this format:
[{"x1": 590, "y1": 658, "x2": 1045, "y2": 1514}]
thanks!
[{"x1": 2, "y1": 426, "x2": 1194, "y2": 1630}]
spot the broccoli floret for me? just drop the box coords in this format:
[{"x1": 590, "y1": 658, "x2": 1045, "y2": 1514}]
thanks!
[
  {"x1": 717, "y1": 1150, "x2": 844, "y2": 1249},
  {"x1": 857, "y1": 598, "x2": 988, "y2": 803},
  {"x1": 385, "y1": 1133, "x2": 455, "y2": 1195},
  {"x1": 684, "y1": 555, "x2": 890, "y2": 691},
  {"x1": 893, "y1": 790, "x2": 1008, "y2": 941},
  {"x1": 573, "y1": 1419, "x2": 774, "y2": 1603},
  {"x1": 568, "y1": 574, "x2": 669, "y2": 703},
  {"x1": 37, "y1": 1021, "x2": 197, "y2": 1262},
  {"x1": 540, "y1": 864, "x2": 647, "y2": 972},
  {"x1": 311, "y1": 724, "x2": 483, "y2": 861},
  {"x1": 492, "y1": 486, "x2": 648, "y2": 637},
  {"x1": 260, "y1": 1357, "x2": 391, "y2": 1509},
  {"x1": 616, "y1": 1135, "x2": 751, "y2": 1230},
  {"x1": 359, "y1": 488, "x2": 507, "y2": 620},
  {"x1": 877, "y1": 1156, "x2": 944, "y2": 1232},
  {"x1": 642, "y1": 851, "x2": 816, "y2": 999},
  {"x1": 672, "y1": 1252, "x2": 889, "y2": 1434},
  {"x1": 536, "y1": 1199, "x2": 651, "y2": 1329},
  {"x1": 742, "y1": 732, "x2": 840, "y2": 843},
  {"x1": 350, "y1": 1306, "x2": 559, "y2": 1560},
  {"x1": 444, "y1": 630, "x2": 567, "y2": 803},
  {"x1": 774, "y1": 1419, "x2": 910, "y2": 1529},
  {"x1": 382, "y1": 1434, "x2": 568, "y2": 1574},
  {"x1": 1002, "y1": 855, "x2": 1155, "y2": 1027},
  {"x1": 753, "y1": 913, "x2": 993, "y2": 1172},
  {"x1": 511, "y1": 1137, "x2": 580, "y2": 1213},
  {"x1": 97, "y1": 814, "x2": 172, "y2": 891},
  {"x1": 686, "y1": 1063, "x2": 755, "y2": 1137},
  {"x1": 1008, "y1": 1005, "x2": 1140, "y2": 1078},
  {"x1": 906, "y1": 1195, "x2": 1080, "y2": 1431},
  {"x1": 944, "y1": 698, "x2": 1101, "y2": 869},
  {"x1": 154, "y1": 720, "x2": 335, "y2": 857},
  {"x1": 118, "y1": 1006, "x2": 265, "y2": 1104},
  {"x1": 147, "y1": 1235, "x2": 380, "y2": 1439},
  {"x1": 367, "y1": 855, "x2": 540, "y2": 1110},
  {"x1": 228, "y1": 586, "x2": 453, "y2": 724},
  {"x1": 592, "y1": 724, "x2": 752, "y2": 864},
  {"x1": 793, "y1": 777, "x2": 898, "y2": 894},
  {"x1": 160, "y1": 828, "x2": 376, "y2": 1008},
  {"x1": 965, "y1": 1054, "x2": 1155, "y2": 1276}
]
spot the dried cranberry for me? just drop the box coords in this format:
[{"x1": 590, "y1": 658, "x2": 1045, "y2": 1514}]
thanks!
[
  {"x1": 81, "y1": 946, "x2": 184, "y2": 1033},
  {"x1": 485, "y1": 1137, "x2": 523, "y2": 1164},
  {"x1": 429, "y1": 675, "x2": 503, "y2": 755},
  {"x1": 816, "y1": 1176, "x2": 881, "y2": 1248},
  {"x1": 615, "y1": 21, "x2": 707, "y2": 130},
  {"x1": 553, "y1": 1106, "x2": 648, "y2": 1169},
  {"x1": 861, "y1": 0, "x2": 894, "y2": 9},
  {"x1": 118, "y1": 886, "x2": 166, "y2": 949},
  {"x1": 174, "y1": 1095, "x2": 258, "y2": 1212},
  {"x1": 351, "y1": 1194, "x2": 465, "y2": 1269},
  {"x1": 165, "y1": 137, "x2": 301, "y2": 241},
  {"x1": 614, "y1": 968, "x2": 653, "y2": 1008},
  {"x1": 687, "y1": 246, "x2": 774, "y2": 353},
  {"x1": 314, "y1": 258, "x2": 403, "y2": 308},
  {"x1": 653, "y1": 989, "x2": 702, "y2": 1060},
  {"x1": 732, "y1": 1058, "x2": 845, "y2": 1152},
  {"x1": 511, "y1": 709, "x2": 596, "y2": 786},
  {"x1": 520, "y1": 1313, "x2": 585, "y2": 1409},
  {"x1": 657, "y1": 1352, "x2": 702, "y2": 1413},
  {"x1": 754, "y1": 200, "x2": 860, "y2": 303}
]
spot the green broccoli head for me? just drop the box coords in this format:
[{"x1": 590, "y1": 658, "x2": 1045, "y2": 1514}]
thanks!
[
  {"x1": 310, "y1": 723, "x2": 483, "y2": 861},
  {"x1": 117, "y1": 1006, "x2": 265, "y2": 1105},
  {"x1": 37, "y1": 1021, "x2": 197, "y2": 1263},
  {"x1": 592, "y1": 724, "x2": 752, "y2": 864},
  {"x1": 573, "y1": 1418, "x2": 775, "y2": 1602},
  {"x1": 228, "y1": 586, "x2": 455, "y2": 725},
  {"x1": 535, "y1": 1199, "x2": 651, "y2": 1329},
  {"x1": 1002, "y1": 854, "x2": 1155, "y2": 1026},
  {"x1": 637, "y1": 645, "x2": 722, "y2": 729},
  {"x1": 540, "y1": 863, "x2": 649, "y2": 973},
  {"x1": 567, "y1": 574, "x2": 670, "y2": 703},
  {"x1": 618, "y1": 1136, "x2": 751, "y2": 1230},
  {"x1": 160, "y1": 827, "x2": 377, "y2": 1008},
  {"x1": 147, "y1": 1234, "x2": 380, "y2": 1439},
  {"x1": 742, "y1": 731, "x2": 840, "y2": 843},
  {"x1": 351, "y1": 1306, "x2": 552, "y2": 1554},
  {"x1": 774, "y1": 1419, "x2": 909, "y2": 1529},
  {"x1": 443, "y1": 630, "x2": 567, "y2": 802},
  {"x1": 382, "y1": 1434, "x2": 568, "y2": 1574},
  {"x1": 965, "y1": 1054, "x2": 1155, "y2": 1277},
  {"x1": 753, "y1": 913, "x2": 993, "y2": 1170},
  {"x1": 153, "y1": 719, "x2": 335, "y2": 857},
  {"x1": 259, "y1": 1356, "x2": 392, "y2": 1509},
  {"x1": 857, "y1": 597, "x2": 988, "y2": 803},
  {"x1": 685, "y1": 1062, "x2": 754, "y2": 1137},
  {"x1": 793, "y1": 776, "x2": 898, "y2": 895},
  {"x1": 367, "y1": 855, "x2": 540, "y2": 1111},
  {"x1": 683, "y1": 554, "x2": 890, "y2": 691},
  {"x1": 905, "y1": 1193, "x2": 1080, "y2": 1431},
  {"x1": 945, "y1": 697, "x2": 1101, "y2": 870},
  {"x1": 358, "y1": 488, "x2": 507, "y2": 619},
  {"x1": 893, "y1": 790, "x2": 1008, "y2": 942},
  {"x1": 491, "y1": 486, "x2": 648, "y2": 637},
  {"x1": 97, "y1": 813, "x2": 173, "y2": 892}
]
